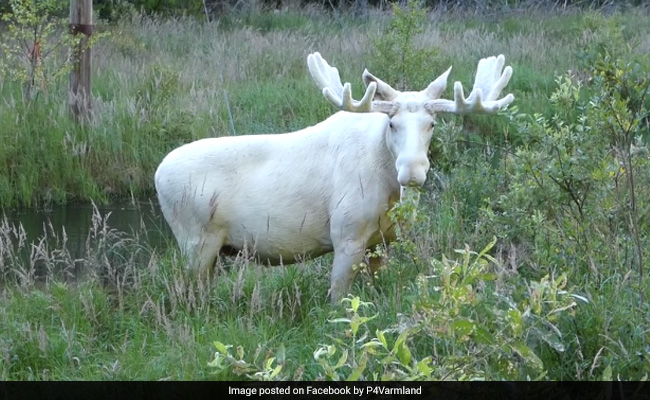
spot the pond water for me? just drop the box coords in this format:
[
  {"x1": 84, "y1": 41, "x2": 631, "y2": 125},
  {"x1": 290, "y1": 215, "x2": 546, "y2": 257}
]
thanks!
[{"x1": 2, "y1": 200, "x2": 174, "y2": 261}]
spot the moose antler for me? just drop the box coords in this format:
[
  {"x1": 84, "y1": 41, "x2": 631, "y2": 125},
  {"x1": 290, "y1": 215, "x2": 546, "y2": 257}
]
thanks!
[
  {"x1": 307, "y1": 52, "x2": 377, "y2": 113},
  {"x1": 426, "y1": 54, "x2": 514, "y2": 114}
]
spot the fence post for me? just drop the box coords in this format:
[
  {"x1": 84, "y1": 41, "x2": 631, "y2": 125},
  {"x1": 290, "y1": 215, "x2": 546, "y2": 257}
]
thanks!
[{"x1": 69, "y1": 0, "x2": 93, "y2": 122}]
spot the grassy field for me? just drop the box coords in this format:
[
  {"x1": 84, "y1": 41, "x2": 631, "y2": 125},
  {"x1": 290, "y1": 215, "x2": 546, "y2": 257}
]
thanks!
[
  {"x1": 1, "y1": 4, "x2": 650, "y2": 381},
  {"x1": 3, "y1": 4, "x2": 648, "y2": 209}
]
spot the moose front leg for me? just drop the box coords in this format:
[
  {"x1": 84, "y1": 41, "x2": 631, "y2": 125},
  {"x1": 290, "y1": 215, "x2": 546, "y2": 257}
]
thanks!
[{"x1": 330, "y1": 239, "x2": 366, "y2": 304}]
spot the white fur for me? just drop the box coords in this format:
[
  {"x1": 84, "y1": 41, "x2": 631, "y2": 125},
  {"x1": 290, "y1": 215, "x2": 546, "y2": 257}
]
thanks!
[
  {"x1": 155, "y1": 112, "x2": 400, "y2": 301},
  {"x1": 155, "y1": 53, "x2": 514, "y2": 303}
]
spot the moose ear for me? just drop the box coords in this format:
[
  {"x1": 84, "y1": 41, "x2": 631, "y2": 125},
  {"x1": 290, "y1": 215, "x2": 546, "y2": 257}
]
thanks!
[
  {"x1": 362, "y1": 70, "x2": 398, "y2": 101},
  {"x1": 423, "y1": 67, "x2": 452, "y2": 100}
]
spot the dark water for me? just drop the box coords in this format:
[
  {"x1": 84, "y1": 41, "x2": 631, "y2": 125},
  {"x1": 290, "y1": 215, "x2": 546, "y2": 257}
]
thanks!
[{"x1": 2, "y1": 200, "x2": 173, "y2": 261}]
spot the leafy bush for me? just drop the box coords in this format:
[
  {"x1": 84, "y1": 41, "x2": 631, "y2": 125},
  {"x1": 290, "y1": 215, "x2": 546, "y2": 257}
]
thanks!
[
  {"x1": 489, "y1": 49, "x2": 650, "y2": 281},
  {"x1": 208, "y1": 239, "x2": 582, "y2": 380},
  {"x1": 0, "y1": 0, "x2": 79, "y2": 103},
  {"x1": 370, "y1": 0, "x2": 444, "y2": 91},
  {"x1": 208, "y1": 341, "x2": 288, "y2": 380},
  {"x1": 474, "y1": 44, "x2": 650, "y2": 379}
]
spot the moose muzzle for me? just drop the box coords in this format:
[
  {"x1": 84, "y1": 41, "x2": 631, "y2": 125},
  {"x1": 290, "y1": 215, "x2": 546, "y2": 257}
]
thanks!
[{"x1": 396, "y1": 154, "x2": 429, "y2": 189}]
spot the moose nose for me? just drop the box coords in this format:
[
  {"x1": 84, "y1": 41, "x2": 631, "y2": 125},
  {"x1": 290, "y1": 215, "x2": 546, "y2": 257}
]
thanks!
[
  {"x1": 397, "y1": 170, "x2": 427, "y2": 187},
  {"x1": 396, "y1": 155, "x2": 429, "y2": 188}
]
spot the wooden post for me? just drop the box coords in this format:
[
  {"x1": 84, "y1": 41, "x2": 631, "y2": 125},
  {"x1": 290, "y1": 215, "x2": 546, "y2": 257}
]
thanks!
[{"x1": 69, "y1": 0, "x2": 93, "y2": 122}]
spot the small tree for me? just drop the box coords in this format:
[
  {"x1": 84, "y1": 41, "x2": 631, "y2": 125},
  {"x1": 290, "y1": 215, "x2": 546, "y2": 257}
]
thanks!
[
  {"x1": 0, "y1": 0, "x2": 80, "y2": 103},
  {"x1": 371, "y1": 0, "x2": 441, "y2": 91}
]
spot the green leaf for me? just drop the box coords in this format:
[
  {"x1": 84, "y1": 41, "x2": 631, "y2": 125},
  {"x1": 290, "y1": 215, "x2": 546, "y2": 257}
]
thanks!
[
  {"x1": 508, "y1": 309, "x2": 523, "y2": 335},
  {"x1": 357, "y1": 314, "x2": 378, "y2": 325},
  {"x1": 213, "y1": 341, "x2": 230, "y2": 355},
  {"x1": 334, "y1": 350, "x2": 348, "y2": 369},
  {"x1": 380, "y1": 355, "x2": 397, "y2": 365},
  {"x1": 396, "y1": 341, "x2": 412, "y2": 366},
  {"x1": 270, "y1": 364, "x2": 283, "y2": 380},
  {"x1": 313, "y1": 345, "x2": 335, "y2": 361},
  {"x1": 602, "y1": 364, "x2": 612, "y2": 381},
  {"x1": 351, "y1": 296, "x2": 360, "y2": 312},
  {"x1": 471, "y1": 325, "x2": 496, "y2": 345},
  {"x1": 361, "y1": 340, "x2": 383, "y2": 349},
  {"x1": 417, "y1": 357, "x2": 433, "y2": 376},
  {"x1": 350, "y1": 319, "x2": 360, "y2": 336},
  {"x1": 536, "y1": 327, "x2": 565, "y2": 353},
  {"x1": 346, "y1": 353, "x2": 368, "y2": 381},
  {"x1": 206, "y1": 354, "x2": 224, "y2": 369},
  {"x1": 478, "y1": 236, "x2": 497, "y2": 259},
  {"x1": 377, "y1": 330, "x2": 388, "y2": 349},
  {"x1": 393, "y1": 330, "x2": 408, "y2": 350},
  {"x1": 512, "y1": 343, "x2": 544, "y2": 371},
  {"x1": 478, "y1": 273, "x2": 497, "y2": 281},
  {"x1": 452, "y1": 319, "x2": 475, "y2": 337},
  {"x1": 397, "y1": 344, "x2": 412, "y2": 366}
]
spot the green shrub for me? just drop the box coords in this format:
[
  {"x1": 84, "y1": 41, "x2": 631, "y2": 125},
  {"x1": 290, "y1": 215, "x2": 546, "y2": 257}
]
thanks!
[
  {"x1": 0, "y1": 0, "x2": 77, "y2": 103},
  {"x1": 208, "y1": 239, "x2": 582, "y2": 380},
  {"x1": 370, "y1": 0, "x2": 443, "y2": 91},
  {"x1": 490, "y1": 49, "x2": 650, "y2": 279},
  {"x1": 477, "y1": 47, "x2": 650, "y2": 380}
]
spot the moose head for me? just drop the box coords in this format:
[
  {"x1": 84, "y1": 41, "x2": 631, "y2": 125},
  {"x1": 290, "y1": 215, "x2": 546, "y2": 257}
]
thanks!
[{"x1": 307, "y1": 52, "x2": 514, "y2": 197}]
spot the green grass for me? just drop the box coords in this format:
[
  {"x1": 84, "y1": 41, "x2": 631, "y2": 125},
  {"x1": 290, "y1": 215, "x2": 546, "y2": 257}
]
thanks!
[
  {"x1": 1, "y1": 5, "x2": 650, "y2": 381},
  {"x1": 0, "y1": 208, "x2": 406, "y2": 380},
  {"x1": 3, "y1": 194, "x2": 646, "y2": 380},
  {"x1": 4, "y1": 7, "x2": 649, "y2": 209}
]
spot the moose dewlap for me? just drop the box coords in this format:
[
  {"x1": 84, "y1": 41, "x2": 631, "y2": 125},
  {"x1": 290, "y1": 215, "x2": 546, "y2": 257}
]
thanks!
[{"x1": 154, "y1": 52, "x2": 514, "y2": 303}]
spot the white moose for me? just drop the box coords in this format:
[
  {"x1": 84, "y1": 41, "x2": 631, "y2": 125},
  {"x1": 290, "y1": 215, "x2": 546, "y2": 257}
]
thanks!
[{"x1": 154, "y1": 52, "x2": 514, "y2": 303}]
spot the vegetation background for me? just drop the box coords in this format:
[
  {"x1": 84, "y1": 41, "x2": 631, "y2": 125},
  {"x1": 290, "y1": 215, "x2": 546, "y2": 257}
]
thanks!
[{"x1": 0, "y1": 0, "x2": 649, "y2": 384}]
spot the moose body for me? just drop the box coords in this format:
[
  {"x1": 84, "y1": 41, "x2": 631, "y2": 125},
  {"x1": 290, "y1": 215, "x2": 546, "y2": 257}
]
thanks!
[
  {"x1": 155, "y1": 111, "x2": 398, "y2": 278},
  {"x1": 155, "y1": 52, "x2": 514, "y2": 302}
]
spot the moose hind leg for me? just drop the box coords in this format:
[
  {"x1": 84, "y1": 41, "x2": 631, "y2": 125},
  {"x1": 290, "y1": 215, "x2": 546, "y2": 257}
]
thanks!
[{"x1": 185, "y1": 230, "x2": 226, "y2": 277}]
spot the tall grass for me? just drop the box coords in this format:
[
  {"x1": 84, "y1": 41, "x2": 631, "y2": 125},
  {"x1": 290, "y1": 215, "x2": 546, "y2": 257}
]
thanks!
[
  {"x1": 1, "y1": 204, "x2": 392, "y2": 380},
  {"x1": 2, "y1": 7, "x2": 649, "y2": 209}
]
